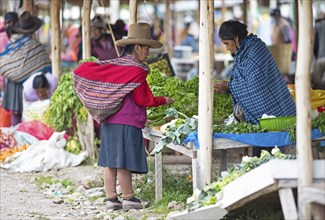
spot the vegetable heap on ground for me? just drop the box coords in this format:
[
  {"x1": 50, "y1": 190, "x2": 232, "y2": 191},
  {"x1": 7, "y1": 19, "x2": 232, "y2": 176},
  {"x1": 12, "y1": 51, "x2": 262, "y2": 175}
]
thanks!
[
  {"x1": 0, "y1": 130, "x2": 28, "y2": 162},
  {"x1": 187, "y1": 147, "x2": 295, "y2": 211}
]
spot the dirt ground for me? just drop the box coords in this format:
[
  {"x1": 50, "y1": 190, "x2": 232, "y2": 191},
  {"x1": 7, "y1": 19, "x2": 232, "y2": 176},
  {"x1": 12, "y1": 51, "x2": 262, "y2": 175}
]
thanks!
[
  {"x1": 0, "y1": 165, "x2": 166, "y2": 220},
  {"x1": 0, "y1": 167, "x2": 86, "y2": 220}
]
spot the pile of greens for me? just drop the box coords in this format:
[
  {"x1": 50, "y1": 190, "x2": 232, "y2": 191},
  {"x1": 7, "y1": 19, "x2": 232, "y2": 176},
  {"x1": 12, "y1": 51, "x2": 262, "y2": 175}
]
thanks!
[
  {"x1": 187, "y1": 148, "x2": 296, "y2": 211},
  {"x1": 45, "y1": 57, "x2": 98, "y2": 132},
  {"x1": 44, "y1": 72, "x2": 87, "y2": 132},
  {"x1": 279, "y1": 112, "x2": 325, "y2": 143},
  {"x1": 147, "y1": 68, "x2": 232, "y2": 126}
]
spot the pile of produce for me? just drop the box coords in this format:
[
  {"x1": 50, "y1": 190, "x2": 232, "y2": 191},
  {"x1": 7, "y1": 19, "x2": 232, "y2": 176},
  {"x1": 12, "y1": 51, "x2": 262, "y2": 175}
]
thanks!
[
  {"x1": 187, "y1": 147, "x2": 295, "y2": 211},
  {"x1": 147, "y1": 68, "x2": 233, "y2": 126},
  {"x1": 147, "y1": 68, "x2": 325, "y2": 151},
  {"x1": 280, "y1": 112, "x2": 325, "y2": 143},
  {"x1": 148, "y1": 57, "x2": 173, "y2": 77},
  {"x1": 0, "y1": 130, "x2": 28, "y2": 162},
  {"x1": 150, "y1": 108, "x2": 198, "y2": 154},
  {"x1": 65, "y1": 134, "x2": 82, "y2": 155},
  {"x1": 44, "y1": 57, "x2": 98, "y2": 132},
  {"x1": 43, "y1": 72, "x2": 87, "y2": 132}
]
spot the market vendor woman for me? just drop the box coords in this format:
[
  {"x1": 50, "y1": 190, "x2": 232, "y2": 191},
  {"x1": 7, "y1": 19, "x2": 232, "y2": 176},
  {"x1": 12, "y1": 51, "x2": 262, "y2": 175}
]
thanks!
[
  {"x1": 214, "y1": 20, "x2": 296, "y2": 124},
  {"x1": 73, "y1": 22, "x2": 174, "y2": 211}
]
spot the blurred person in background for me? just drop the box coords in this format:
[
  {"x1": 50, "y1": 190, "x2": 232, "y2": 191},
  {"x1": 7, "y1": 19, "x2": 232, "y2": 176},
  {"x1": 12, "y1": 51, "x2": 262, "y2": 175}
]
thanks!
[
  {"x1": 91, "y1": 15, "x2": 120, "y2": 61},
  {"x1": 180, "y1": 16, "x2": 193, "y2": 43},
  {"x1": 22, "y1": 72, "x2": 58, "y2": 122},
  {"x1": 0, "y1": 12, "x2": 18, "y2": 52},
  {"x1": 312, "y1": 12, "x2": 325, "y2": 90},
  {"x1": 0, "y1": 12, "x2": 51, "y2": 126},
  {"x1": 181, "y1": 19, "x2": 199, "y2": 53},
  {"x1": 0, "y1": 12, "x2": 18, "y2": 126},
  {"x1": 112, "y1": 19, "x2": 127, "y2": 41},
  {"x1": 270, "y1": 8, "x2": 292, "y2": 44}
]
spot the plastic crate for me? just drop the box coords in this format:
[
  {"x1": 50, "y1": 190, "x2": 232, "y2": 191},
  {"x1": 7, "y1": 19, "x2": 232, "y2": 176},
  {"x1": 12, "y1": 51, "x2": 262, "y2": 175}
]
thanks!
[{"x1": 259, "y1": 116, "x2": 296, "y2": 131}]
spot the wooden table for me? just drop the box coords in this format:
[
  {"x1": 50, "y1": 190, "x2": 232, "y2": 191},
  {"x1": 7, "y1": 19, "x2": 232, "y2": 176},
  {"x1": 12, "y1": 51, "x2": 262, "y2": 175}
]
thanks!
[
  {"x1": 142, "y1": 127, "x2": 252, "y2": 200},
  {"x1": 142, "y1": 127, "x2": 325, "y2": 201}
]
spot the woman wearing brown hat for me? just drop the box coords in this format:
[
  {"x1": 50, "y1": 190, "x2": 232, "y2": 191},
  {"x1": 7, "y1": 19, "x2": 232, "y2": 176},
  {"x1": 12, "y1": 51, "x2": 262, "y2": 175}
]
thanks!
[
  {"x1": 73, "y1": 22, "x2": 174, "y2": 211},
  {"x1": 0, "y1": 11, "x2": 51, "y2": 126}
]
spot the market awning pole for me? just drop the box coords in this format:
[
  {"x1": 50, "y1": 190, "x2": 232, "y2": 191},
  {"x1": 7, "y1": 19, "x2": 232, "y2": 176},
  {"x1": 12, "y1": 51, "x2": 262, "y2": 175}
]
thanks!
[
  {"x1": 129, "y1": 0, "x2": 138, "y2": 24},
  {"x1": 50, "y1": 0, "x2": 62, "y2": 79},
  {"x1": 80, "y1": 0, "x2": 95, "y2": 163},
  {"x1": 243, "y1": 0, "x2": 247, "y2": 25},
  {"x1": 82, "y1": 0, "x2": 91, "y2": 59},
  {"x1": 295, "y1": 1, "x2": 313, "y2": 219},
  {"x1": 164, "y1": 0, "x2": 172, "y2": 56},
  {"x1": 221, "y1": 0, "x2": 226, "y2": 22},
  {"x1": 197, "y1": 0, "x2": 214, "y2": 189}
]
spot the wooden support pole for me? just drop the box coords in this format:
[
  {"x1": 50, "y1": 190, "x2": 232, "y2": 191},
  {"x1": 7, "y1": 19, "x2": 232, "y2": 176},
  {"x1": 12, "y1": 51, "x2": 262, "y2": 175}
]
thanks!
[
  {"x1": 278, "y1": 188, "x2": 298, "y2": 220},
  {"x1": 221, "y1": 0, "x2": 226, "y2": 22},
  {"x1": 129, "y1": 0, "x2": 138, "y2": 24},
  {"x1": 155, "y1": 149, "x2": 162, "y2": 201},
  {"x1": 77, "y1": 0, "x2": 95, "y2": 163},
  {"x1": 243, "y1": 0, "x2": 248, "y2": 25},
  {"x1": 295, "y1": 0, "x2": 313, "y2": 219},
  {"x1": 197, "y1": 0, "x2": 214, "y2": 189},
  {"x1": 82, "y1": 0, "x2": 91, "y2": 59},
  {"x1": 164, "y1": 0, "x2": 172, "y2": 56},
  {"x1": 50, "y1": 0, "x2": 61, "y2": 79}
]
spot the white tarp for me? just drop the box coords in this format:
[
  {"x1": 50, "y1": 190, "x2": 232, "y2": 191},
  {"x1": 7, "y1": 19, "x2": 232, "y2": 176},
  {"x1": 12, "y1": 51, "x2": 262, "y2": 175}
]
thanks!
[{"x1": 0, "y1": 131, "x2": 88, "y2": 172}]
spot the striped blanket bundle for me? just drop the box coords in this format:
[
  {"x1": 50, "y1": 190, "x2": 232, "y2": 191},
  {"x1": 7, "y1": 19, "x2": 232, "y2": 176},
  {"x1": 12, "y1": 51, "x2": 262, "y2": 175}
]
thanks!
[
  {"x1": 0, "y1": 34, "x2": 51, "y2": 83},
  {"x1": 72, "y1": 56, "x2": 149, "y2": 123}
]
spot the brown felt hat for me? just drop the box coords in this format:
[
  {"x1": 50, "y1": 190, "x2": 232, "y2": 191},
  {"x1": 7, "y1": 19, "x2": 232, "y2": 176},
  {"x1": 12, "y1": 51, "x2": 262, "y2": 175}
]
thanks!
[
  {"x1": 115, "y1": 22, "x2": 162, "y2": 48},
  {"x1": 12, "y1": 11, "x2": 42, "y2": 34}
]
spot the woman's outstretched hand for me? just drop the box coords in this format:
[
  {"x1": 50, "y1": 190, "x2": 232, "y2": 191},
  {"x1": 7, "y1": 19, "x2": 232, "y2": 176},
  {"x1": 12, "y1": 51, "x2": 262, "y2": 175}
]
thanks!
[
  {"x1": 213, "y1": 81, "x2": 229, "y2": 93},
  {"x1": 165, "y1": 97, "x2": 175, "y2": 105}
]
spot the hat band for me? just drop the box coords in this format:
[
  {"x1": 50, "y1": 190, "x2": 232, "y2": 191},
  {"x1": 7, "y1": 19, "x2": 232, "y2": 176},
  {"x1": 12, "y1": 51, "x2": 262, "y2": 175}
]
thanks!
[
  {"x1": 21, "y1": 20, "x2": 35, "y2": 29},
  {"x1": 126, "y1": 36, "x2": 151, "y2": 40}
]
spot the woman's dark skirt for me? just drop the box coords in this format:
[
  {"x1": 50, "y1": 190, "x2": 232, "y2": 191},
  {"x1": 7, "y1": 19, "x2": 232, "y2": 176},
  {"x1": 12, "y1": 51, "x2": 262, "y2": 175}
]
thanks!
[
  {"x1": 2, "y1": 80, "x2": 23, "y2": 113},
  {"x1": 98, "y1": 123, "x2": 148, "y2": 174}
]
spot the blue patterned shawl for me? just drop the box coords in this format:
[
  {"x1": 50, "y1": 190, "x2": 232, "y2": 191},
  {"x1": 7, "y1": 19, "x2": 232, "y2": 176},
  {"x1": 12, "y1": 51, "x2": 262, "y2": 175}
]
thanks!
[{"x1": 229, "y1": 34, "x2": 296, "y2": 124}]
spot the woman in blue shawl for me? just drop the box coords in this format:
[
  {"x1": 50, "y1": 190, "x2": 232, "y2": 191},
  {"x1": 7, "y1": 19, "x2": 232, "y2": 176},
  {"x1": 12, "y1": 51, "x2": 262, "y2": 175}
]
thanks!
[{"x1": 214, "y1": 20, "x2": 296, "y2": 124}]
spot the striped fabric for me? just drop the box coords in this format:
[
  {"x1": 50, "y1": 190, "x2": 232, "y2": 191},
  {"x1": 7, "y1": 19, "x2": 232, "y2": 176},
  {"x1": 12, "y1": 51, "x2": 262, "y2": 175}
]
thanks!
[
  {"x1": 73, "y1": 55, "x2": 148, "y2": 123},
  {"x1": 229, "y1": 34, "x2": 296, "y2": 124},
  {"x1": 0, "y1": 34, "x2": 51, "y2": 83}
]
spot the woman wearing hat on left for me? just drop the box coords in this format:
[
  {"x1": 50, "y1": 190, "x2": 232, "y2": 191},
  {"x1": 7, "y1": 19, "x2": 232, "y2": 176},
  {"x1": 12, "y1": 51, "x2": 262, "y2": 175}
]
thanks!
[
  {"x1": 0, "y1": 11, "x2": 52, "y2": 126},
  {"x1": 73, "y1": 22, "x2": 174, "y2": 211}
]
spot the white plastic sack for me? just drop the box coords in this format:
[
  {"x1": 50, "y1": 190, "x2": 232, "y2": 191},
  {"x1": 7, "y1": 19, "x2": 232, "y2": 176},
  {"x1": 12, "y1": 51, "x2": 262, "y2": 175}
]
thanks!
[{"x1": 0, "y1": 131, "x2": 88, "y2": 172}]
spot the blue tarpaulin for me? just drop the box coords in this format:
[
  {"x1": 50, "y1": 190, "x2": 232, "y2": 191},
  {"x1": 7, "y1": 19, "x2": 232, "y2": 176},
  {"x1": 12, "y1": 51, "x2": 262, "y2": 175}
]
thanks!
[{"x1": 183, "y1": 129, "x2": 324, "y2": 149}]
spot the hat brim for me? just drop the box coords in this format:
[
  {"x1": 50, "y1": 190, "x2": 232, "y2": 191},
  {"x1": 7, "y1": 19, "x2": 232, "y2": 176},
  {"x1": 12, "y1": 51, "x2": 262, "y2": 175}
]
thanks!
[
  {"x1": 12, "y1": 17, "x2": 42, "y2": 34},
  {"x1": 115, "y1": 38, "x2": 162, "y2": 48}
]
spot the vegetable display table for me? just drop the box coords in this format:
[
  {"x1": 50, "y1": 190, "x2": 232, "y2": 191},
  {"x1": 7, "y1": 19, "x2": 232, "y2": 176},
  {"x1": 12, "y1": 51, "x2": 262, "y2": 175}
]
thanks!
[
  {"x1": 142, "y1": 127, "x2": 325, "y2": 201},
  {"x1": 142, "y1": 127, "x2": 252, "y2": 200},
  {"x1": 168, "y1": 159, "x2": 325, "y2": 219}
]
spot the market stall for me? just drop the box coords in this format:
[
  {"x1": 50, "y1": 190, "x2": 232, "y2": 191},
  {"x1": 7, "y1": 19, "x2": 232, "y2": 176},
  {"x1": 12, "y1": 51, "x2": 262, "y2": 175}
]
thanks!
[
  {"x1": 169, "y1": 160, "x2": 325, "y2": 219},
  {"x1": 142, "y1": 126, "x2": 325, "y2": 201}
]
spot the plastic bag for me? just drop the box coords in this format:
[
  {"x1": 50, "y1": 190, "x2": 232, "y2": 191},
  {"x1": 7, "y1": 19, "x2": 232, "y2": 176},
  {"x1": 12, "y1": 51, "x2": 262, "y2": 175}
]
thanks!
[{"x1": 17, "y1": 121, "x2": 68, "y2": 140}]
